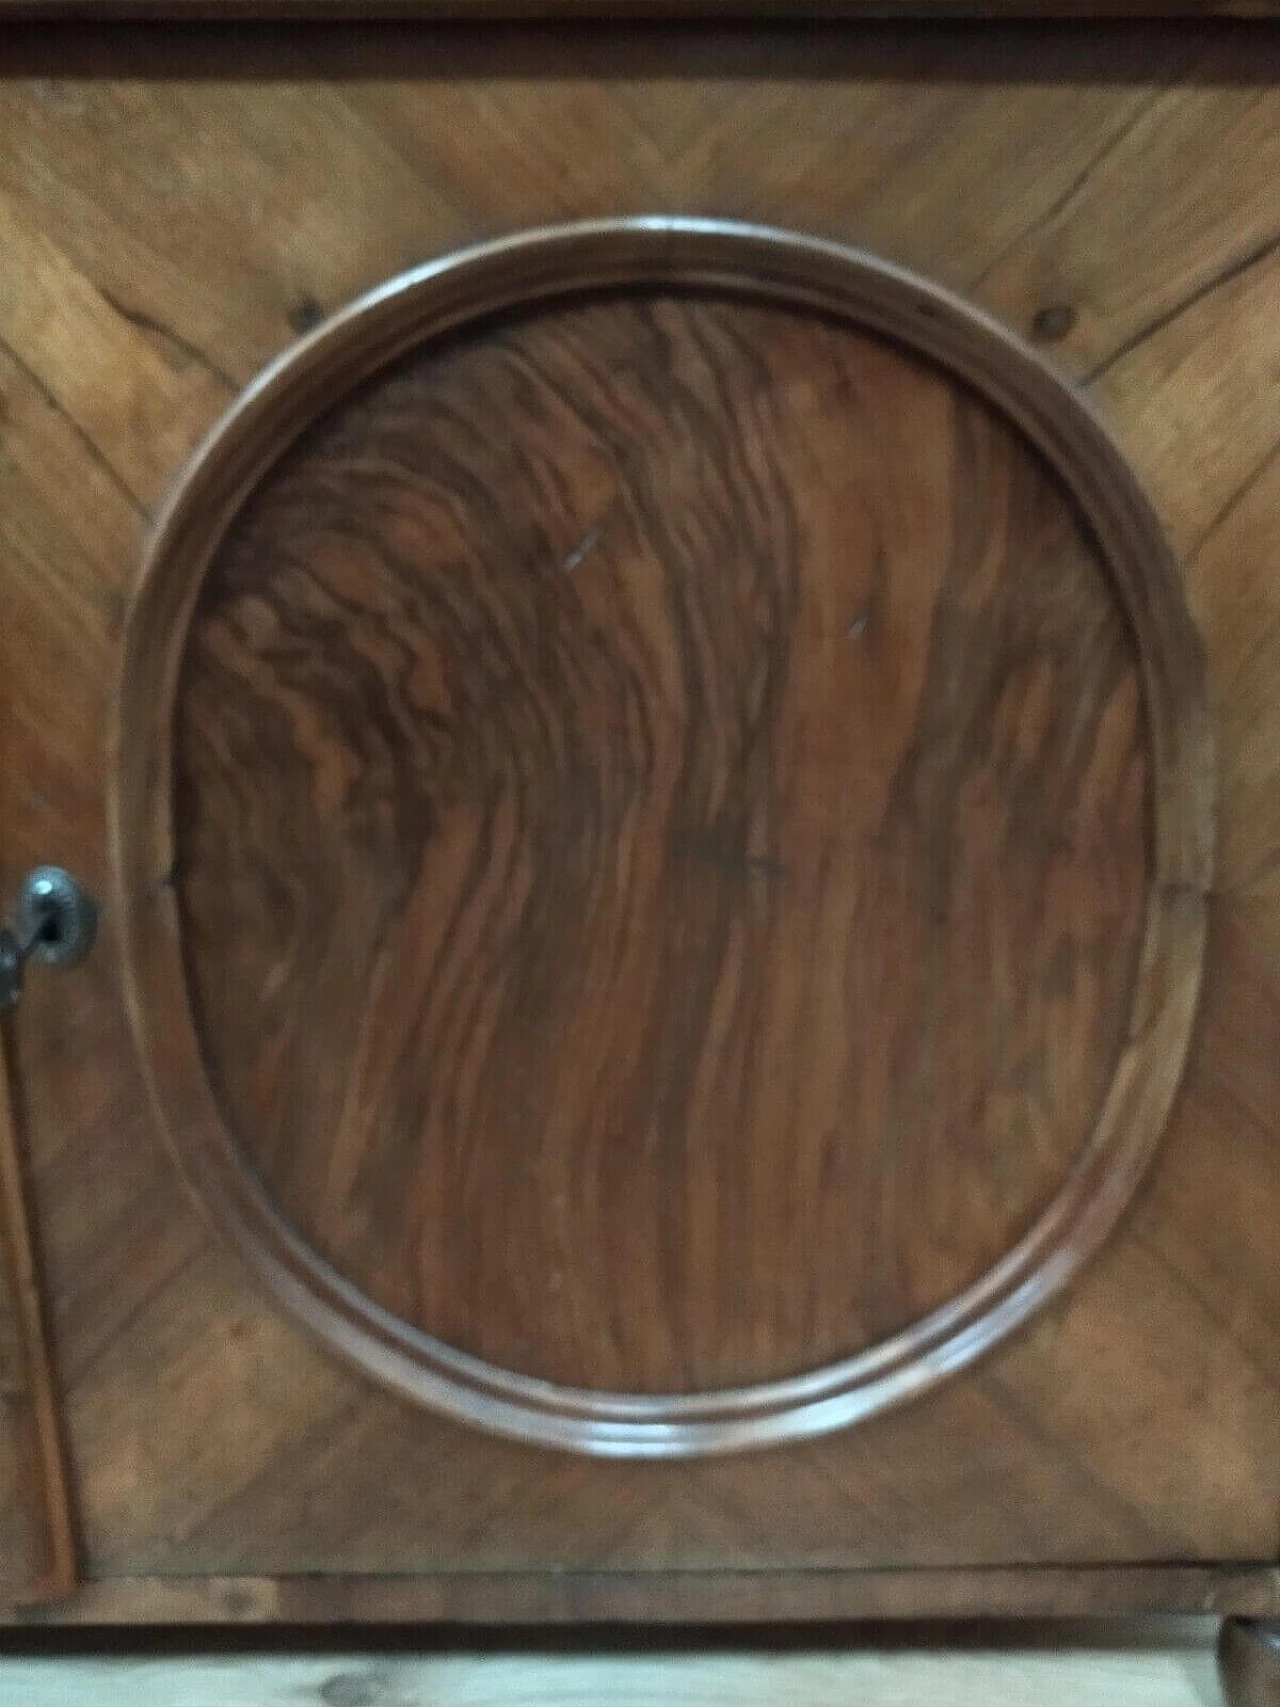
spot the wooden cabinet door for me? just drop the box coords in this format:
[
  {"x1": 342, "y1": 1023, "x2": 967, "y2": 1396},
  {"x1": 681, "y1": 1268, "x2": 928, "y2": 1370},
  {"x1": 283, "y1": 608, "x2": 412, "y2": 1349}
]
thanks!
[{"x1": 0, "y1": 23, "x2": 1276, "y2": 1624}]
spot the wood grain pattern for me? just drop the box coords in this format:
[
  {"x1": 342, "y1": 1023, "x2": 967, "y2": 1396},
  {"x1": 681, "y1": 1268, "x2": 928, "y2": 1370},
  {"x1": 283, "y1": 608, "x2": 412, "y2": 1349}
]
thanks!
[
  {"x1": 177, "y1": 289, "x2": 1149, "y2": 1394},
  {"x1": 113, "y1": 223, "x2": 1209, "y2": 1453},
  {"x1": 0, "y1": 1157, "x2": 38, "y2": 1602},
  {"x1": 0, "y1": 23, "x2": 1273, "y2": 1608},
  {"x1": 0, "y1": 1028, "x2": 77, "y2": 1602},
  {"x1": 7, "y1": 1568, "x2": 1278, "y2": 1624}
]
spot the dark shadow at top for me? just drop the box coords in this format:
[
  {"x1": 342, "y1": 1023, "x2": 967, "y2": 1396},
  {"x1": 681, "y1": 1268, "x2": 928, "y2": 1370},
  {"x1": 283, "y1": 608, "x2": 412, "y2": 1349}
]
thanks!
[{"x1": 0, "y1": 18, "x2": 1277, "y2": 86}]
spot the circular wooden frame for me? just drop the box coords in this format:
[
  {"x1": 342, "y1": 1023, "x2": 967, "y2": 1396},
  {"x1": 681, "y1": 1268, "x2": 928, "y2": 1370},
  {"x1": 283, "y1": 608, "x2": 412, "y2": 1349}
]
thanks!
[{"x1": 111, "y1": 218, "x2": 1213, "y2": 1458}]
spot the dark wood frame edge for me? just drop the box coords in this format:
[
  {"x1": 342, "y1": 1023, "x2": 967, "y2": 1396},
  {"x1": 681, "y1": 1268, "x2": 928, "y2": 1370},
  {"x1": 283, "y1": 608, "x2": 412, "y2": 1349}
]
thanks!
[
  {"x1": 0, "y1": 1026, "x2": 78, "y2": 1604},
  {"x1": 1, "y1": 2, "x2": 1277, "y2": 19},
  {"x1": 9, "y1": 1564, "x2": 1280, "y2": 1624}
]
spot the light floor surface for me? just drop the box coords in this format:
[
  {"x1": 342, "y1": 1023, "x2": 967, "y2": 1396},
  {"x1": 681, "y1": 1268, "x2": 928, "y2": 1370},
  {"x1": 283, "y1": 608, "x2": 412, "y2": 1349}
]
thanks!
[{"x1": 0, "y1": 1622, "x2": 1226, "y2": 1707}]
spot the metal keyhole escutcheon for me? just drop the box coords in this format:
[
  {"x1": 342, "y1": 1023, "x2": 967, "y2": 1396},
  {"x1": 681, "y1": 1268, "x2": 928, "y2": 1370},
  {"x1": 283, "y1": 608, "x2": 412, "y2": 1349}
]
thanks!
[{"x1": 0, "y1": 867, "x2": 98, "y2": 1012}]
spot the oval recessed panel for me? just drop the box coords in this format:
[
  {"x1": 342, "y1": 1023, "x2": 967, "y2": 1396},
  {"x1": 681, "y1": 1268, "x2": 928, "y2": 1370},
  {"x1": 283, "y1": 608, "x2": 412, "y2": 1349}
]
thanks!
[{"x1": 113, "y1": 221, "x2": 1212, "y2": 1456}]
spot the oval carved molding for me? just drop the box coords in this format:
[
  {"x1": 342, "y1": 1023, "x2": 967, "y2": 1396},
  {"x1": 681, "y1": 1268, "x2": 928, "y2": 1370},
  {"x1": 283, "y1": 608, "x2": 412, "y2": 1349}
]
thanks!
[{"x1": 111, "y1": 219, "x2": 1213, "y2": 1457}]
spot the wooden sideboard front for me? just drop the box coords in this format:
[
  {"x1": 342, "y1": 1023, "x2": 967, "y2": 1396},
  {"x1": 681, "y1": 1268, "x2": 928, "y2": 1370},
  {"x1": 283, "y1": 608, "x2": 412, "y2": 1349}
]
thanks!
[{"x1": 0, "y1": 20, "x2": 1277, "y2": 1631}]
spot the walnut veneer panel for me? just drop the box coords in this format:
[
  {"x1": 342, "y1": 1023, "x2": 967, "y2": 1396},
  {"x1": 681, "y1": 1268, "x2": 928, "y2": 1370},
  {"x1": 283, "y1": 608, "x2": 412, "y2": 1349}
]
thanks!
[
  {"x1": 0, "y1": 26, "x2": 1275, "y2": 1604},
  {"x1": 175, "y1": 288, "x2": 1148, "y2": 1394}
]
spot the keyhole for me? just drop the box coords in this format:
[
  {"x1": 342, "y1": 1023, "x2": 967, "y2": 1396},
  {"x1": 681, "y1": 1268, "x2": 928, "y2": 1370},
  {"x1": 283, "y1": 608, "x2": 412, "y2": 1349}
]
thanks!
[
  {"x1": 13, "y1": 866, "x2": 98, "y2": 972},
  {"x1": 35, "y1": 910, "x2": 63, "y2": 947}
]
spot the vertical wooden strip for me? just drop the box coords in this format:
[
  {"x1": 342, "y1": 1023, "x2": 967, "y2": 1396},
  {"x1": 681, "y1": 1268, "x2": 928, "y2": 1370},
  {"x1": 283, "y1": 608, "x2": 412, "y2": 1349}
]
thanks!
[{"x1": 0, "y1": 1021, "x2": 77, "y2": 1604}]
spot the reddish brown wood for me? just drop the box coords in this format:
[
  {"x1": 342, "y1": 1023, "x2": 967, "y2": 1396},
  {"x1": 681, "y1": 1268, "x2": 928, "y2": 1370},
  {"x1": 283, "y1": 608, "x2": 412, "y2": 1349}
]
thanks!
[
  {"x1": 176, "y1": 288, "x2": 1148, "y2": 1393},
  {"x1": 110, "y1": 222, "x2": 1210, "y2": 1455},
  {"x1": 0, "y1": 26, "x2": 1275, "y2": 1618},
  {"x1": 0, "y1": 1027, "x2": 77, "y2": 1602},
  {"x1": 7, "y1": 1565, "x2": 1279, "y2": 1626}
]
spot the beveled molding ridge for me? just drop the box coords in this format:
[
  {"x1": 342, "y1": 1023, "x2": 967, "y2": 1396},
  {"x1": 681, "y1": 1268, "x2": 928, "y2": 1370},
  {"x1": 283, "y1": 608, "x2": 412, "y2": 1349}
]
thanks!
[{"x1": 110, "y1": 218, "x2": 1214, "y2": 1457}]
